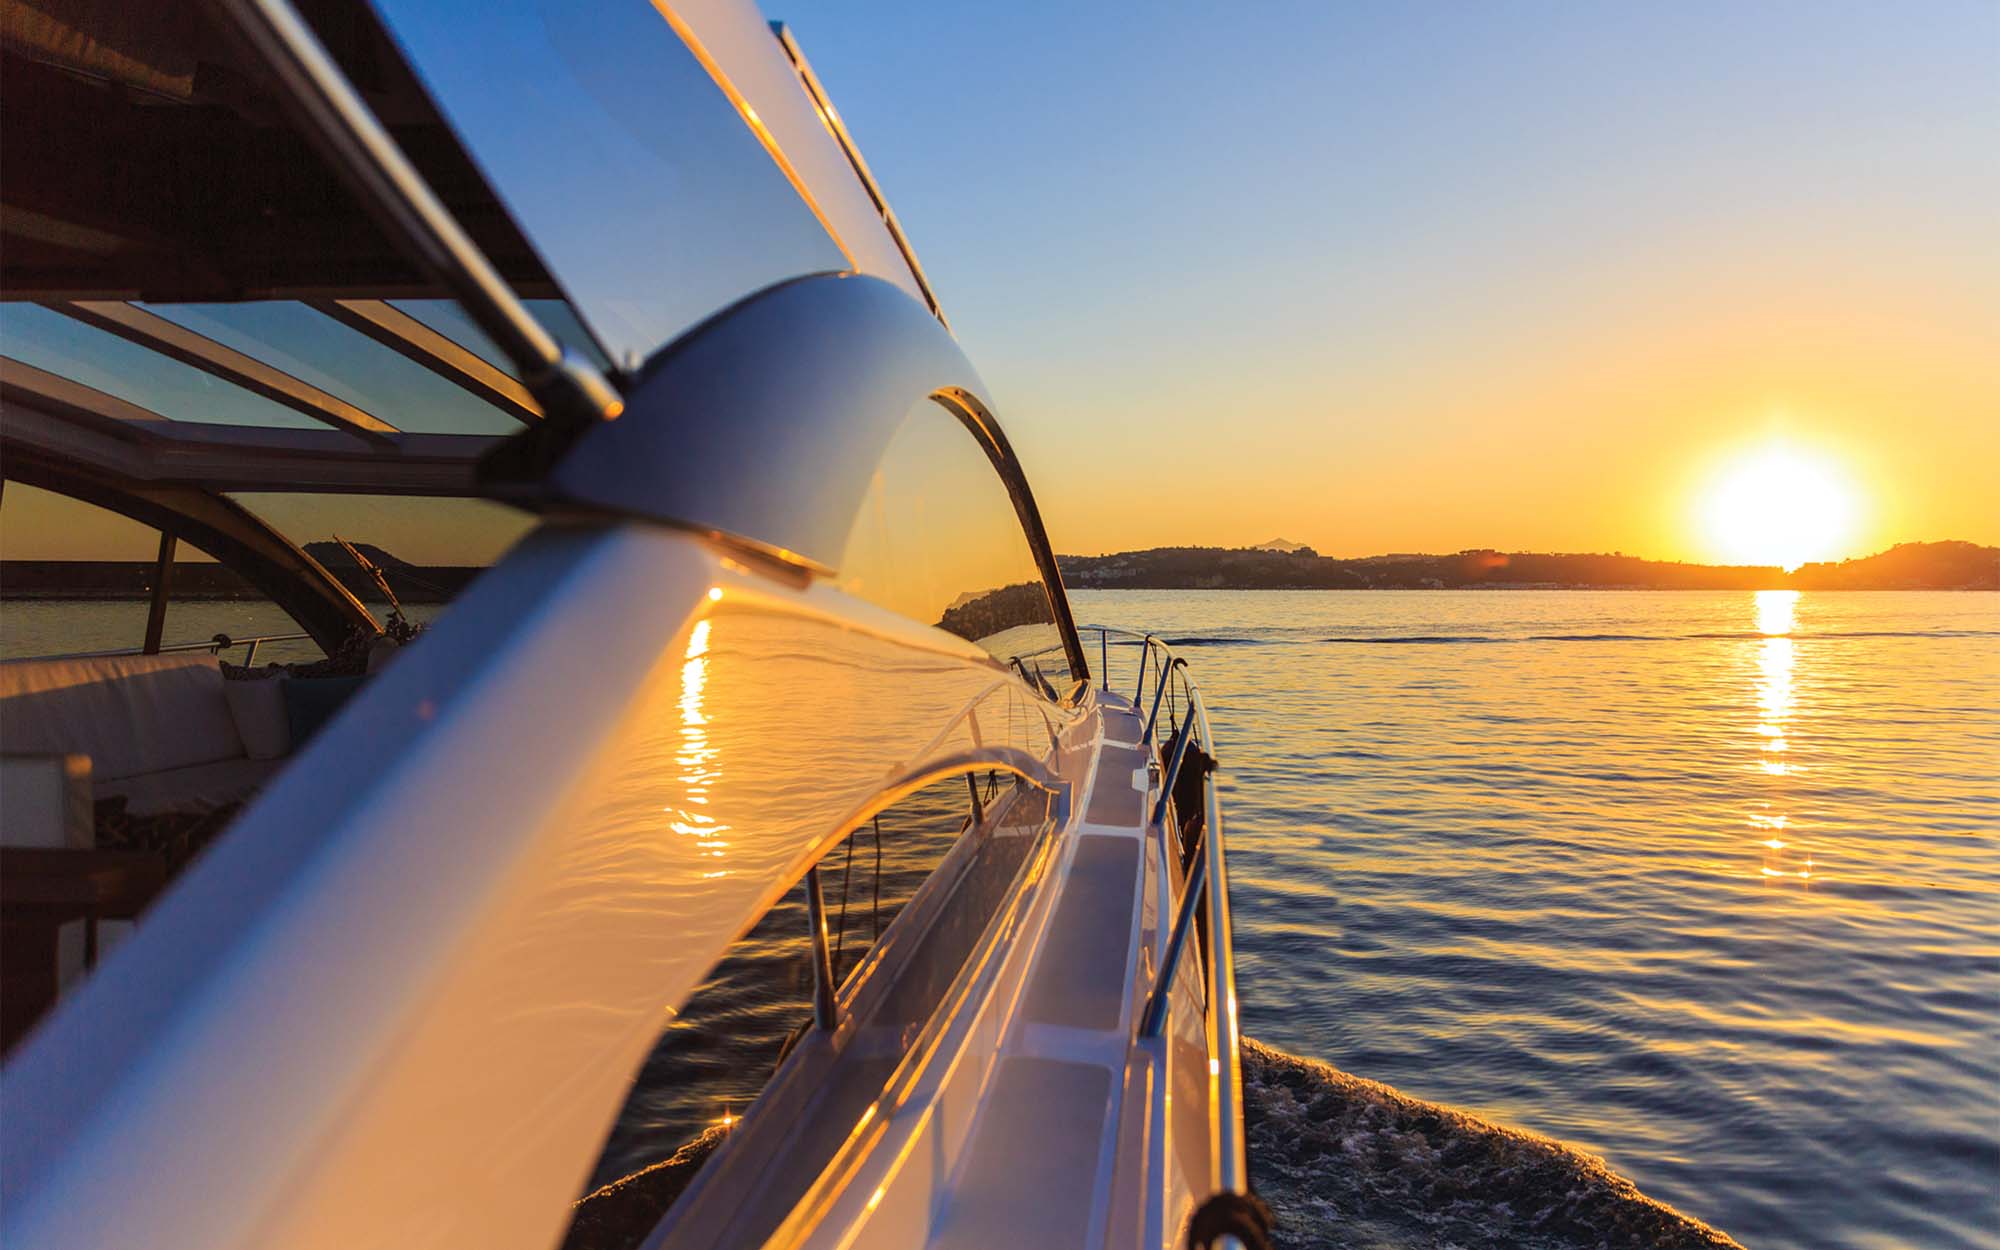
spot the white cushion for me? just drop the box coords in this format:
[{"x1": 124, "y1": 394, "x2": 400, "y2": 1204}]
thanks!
[
  {"x1": 99, "y1": 756, "x2": 282, "y2": 816},
  {"x1": 0, "y1": 754, "x2": 93, "y2": 848},
  {"x1": 0, "y1": 653, "x2": 244, "y2": 781},
  {"x1": 222, "y1": 678, "x2": 291, "y2": 760}
]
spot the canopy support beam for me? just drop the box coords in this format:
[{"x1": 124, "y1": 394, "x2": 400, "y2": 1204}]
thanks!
[{"x1": 142, "y1": 530, "x2": 177, "y2": 655}]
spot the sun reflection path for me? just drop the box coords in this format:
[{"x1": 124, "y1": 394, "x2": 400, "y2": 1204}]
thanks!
[
  {"x1": 669, "y1": 616, "x2": 733, "y2": 877},
  {"x1": 1750, "y1": 591, "x2": 1812, "y2": 886}
]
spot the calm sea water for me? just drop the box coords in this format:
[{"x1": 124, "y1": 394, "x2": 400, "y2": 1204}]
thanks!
[
  {"x1": 8, "y1": 591, "x2": 1995, "y2": 1247},
  {"x1": 0, "y1": 600, "x2": 430, "y2": 664},
  {"x1": 1074, "y1": 589, "x2": 2000, "y2": 1250}
]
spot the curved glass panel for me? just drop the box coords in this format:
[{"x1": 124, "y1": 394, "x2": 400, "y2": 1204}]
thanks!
[
  {"x1": 392, "y1": 298, "x2": 613, "y2": 374},
  {"x1": 141, "y1": 303, "x2": 520, "y2": 435},
  {"x1": 0, "y1": 303, "x2": 325, "y2": 431},
  {"x1": 839, "y1": 398, "x2": 1072, "y2": 691},
  {"x1": 369, "y1": 0, "x2": 848, "y2": 371},
  {"x1": 227, "y1": 492, "x2": 535, "y2": 612}
]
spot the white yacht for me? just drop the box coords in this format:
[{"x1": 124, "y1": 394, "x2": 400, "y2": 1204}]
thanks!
[{"x1": 0, "y1": 3, "x2": 1261, "y2": 1248}]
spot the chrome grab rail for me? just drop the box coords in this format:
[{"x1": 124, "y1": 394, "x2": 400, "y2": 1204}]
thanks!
[
  {"x1": 43, "y1": 631, "x2": 313, "y2": 666},
  {"x1": 1143, "y1": 654, "x2": 1184, "y2": 746},
  {"x1": 1080, "y1": 624, "x2": 1249, "y2": 1240}
]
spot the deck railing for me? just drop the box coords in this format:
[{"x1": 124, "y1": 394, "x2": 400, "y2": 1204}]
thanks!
[
  {"x1": 45, "y1": 631, "x2": 313, "y2": 667},
  {"x1": 1080, "y1": 624, "x2": 1250, "y2": 1246}
]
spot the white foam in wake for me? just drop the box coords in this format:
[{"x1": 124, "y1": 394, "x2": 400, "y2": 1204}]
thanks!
[{"x1": 1243, "y1": 1039, "x2": 1743, "y2": 1250}]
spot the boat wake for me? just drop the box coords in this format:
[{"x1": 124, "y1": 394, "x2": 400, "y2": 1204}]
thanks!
[{"x1": 1242, "y1": 1039, "x2": 1742, "y2": 1250}]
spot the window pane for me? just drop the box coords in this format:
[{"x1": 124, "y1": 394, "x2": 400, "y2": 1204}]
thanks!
[
  {"x1": 392, "y1": 298, "x2": 613, "y2": 375},
  {"x1": 226, "y1": 492, "x2": 534, "y2": 624},
  {"x1": 368, "y1": 0, "x2": 849, "y2": 371},
  {"x1": 0, "y1": 483, "x2": 321, "y2": 664},
  {"x1": 565, "y1": 770, "x2": 1059, "y2": 1250},
  {"x1": 838, "y1": 398, "x2": 1072, "y2": 692},
  {"x1": 2, "y1": 483, "x2": 165, "y2": 658},
  {"x1": 140, "y1": 302, "x2": 522, "y2": 435},
  {"x1": 0, "y1": 303, "x2": 326, "y2": 431}
]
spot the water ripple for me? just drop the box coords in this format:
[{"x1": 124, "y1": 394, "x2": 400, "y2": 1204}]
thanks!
[{"x1": 1083, "y1": 589, "x2": 2000, "y2": 1250}]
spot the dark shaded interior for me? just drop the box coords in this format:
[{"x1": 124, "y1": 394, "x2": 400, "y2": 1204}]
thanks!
[{"x1": 0, "y1": 0, "x2": 555, "y2": 301}]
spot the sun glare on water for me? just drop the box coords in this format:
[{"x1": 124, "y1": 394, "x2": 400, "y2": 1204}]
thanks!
[{"x1": 1699, "y1": 443, "x2": 1859, "y2": 571}]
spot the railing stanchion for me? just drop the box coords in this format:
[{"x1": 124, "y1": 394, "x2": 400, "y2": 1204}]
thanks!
[
  {"x1": 1100, "y1": 629, "x2": 1109, "y2": 691},
  {"x1": 1142, "y1": 655, "x2": 1181, "y2": 747},
  {"x1": 1150, "y1": 702, "x2": 1198, "y2": 829},
  {"x1": 1133, "y1": 634, "x2": 1152, "y2": 704}
]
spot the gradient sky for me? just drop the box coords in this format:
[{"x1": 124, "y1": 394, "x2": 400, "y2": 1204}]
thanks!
[{"x1": 786, "y1": 1, "x2": 1998, "y2": 560}]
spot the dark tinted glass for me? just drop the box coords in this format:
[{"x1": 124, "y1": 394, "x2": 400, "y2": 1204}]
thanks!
[
  {"x1": 0, "y1": 303, "x2": 325, "y2": 431},
  {"x1": 368, "y1": 0, "x2": 848, "y2": 371},
  {"x1": 141, "y1": 302, "x2": 521, "y2": 435}
]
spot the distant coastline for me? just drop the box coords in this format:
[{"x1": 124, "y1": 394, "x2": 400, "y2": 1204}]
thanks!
[
  {"x1": 0, "y1": 542, "x2": 477, "y2": 604},
  {"x1": 6, "y1": 540, "x2": 1994, "y2": 600},
  {"x1": 1058, "y1": 541, "x2": 1999, "y2": 592}
]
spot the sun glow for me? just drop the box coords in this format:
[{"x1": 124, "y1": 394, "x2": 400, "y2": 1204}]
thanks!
[{"x1": 1699, "y1": 443, "x2": 1859, "y2": 571}]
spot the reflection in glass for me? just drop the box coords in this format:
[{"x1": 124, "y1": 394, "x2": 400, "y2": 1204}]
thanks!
[
  {"x1": 226, "y1": 493, "x2": 535, "y2": 636},
  {"x1": 839, "y1": 398, "x2": 1072, "y2": 692},
  {"x1": 392, "y1": 298, "x2": 613, "y2": 374},
  {"x1": 0, "y1": 303, "x2": 325, "y2": 430},
  {"x1": 566, "y1": 770, "x2": 1057, "y2": 1248},
  {"x1": 367, "y1": 0, "x2": 848, "y2": 369},
  {"x1": 140, "y1": 302, "x2": 521, "y2": 435}
]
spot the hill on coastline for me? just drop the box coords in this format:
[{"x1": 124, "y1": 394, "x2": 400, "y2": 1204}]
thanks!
[{"x1": 1058, "y1": 541, "x2": 1998, "y2": 591}]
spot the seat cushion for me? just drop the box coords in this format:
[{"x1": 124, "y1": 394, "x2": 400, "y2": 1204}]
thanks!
[
  {"x1": 222, "y1": 678, "x2": 291, "y2": 760},
  {"x1": 0, "y1": 754, "x2": 94, "y2": 848},
  {"x1": 97, "y1": 757, "x2": 282, "y2": 816},
  {"x1": 0, "y1": 654, "x2": 245, "y2": 781}
]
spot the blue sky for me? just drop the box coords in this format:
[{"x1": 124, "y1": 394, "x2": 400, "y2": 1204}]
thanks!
[{"x1": 780, "y1": 1, "x2": 1998, "y2": 559}]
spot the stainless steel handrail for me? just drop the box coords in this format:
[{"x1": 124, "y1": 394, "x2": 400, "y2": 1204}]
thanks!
[
  {"x1": 43, "y1": 631, "x2": 313, "y2": 666},
  {"x1": 1079, "y1": 624, "x2": 1248, "y2": 1240}
]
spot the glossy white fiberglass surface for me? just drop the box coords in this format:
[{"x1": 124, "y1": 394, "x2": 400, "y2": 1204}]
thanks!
[{"x1": 0, "y1": 522, "x2": 1080, "y2": 1250}]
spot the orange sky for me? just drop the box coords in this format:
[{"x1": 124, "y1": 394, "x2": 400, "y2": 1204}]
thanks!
[
  {"x1": 810, "y1": 3, "x2": 1999, "y2": 564},
  {"x1": 1021, "y1": 254, "x2": 1998, "y2": 561}
]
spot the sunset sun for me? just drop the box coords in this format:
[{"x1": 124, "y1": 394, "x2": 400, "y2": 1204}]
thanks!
[{"x1": 1699, "y1": 443, "x2": 1860, "y2": 571}]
